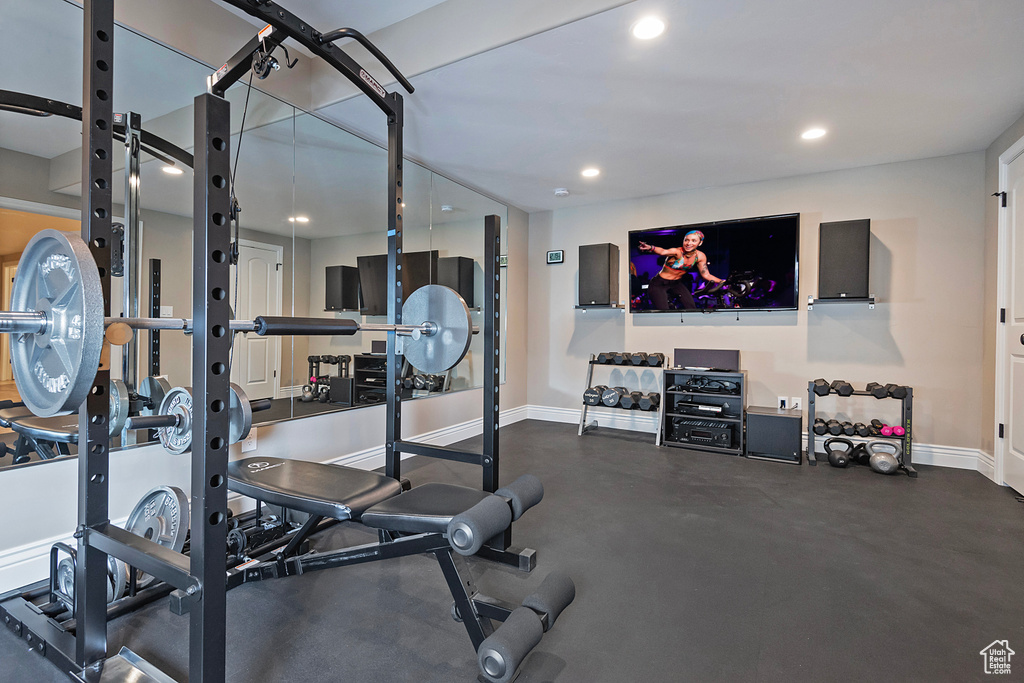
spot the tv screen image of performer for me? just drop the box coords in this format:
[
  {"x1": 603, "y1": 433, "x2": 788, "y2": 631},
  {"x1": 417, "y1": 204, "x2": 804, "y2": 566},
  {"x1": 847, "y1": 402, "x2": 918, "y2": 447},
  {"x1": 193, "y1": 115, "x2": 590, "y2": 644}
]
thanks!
[{"x1": 636, "y1": 230, "x2": 724, "y2": 310}]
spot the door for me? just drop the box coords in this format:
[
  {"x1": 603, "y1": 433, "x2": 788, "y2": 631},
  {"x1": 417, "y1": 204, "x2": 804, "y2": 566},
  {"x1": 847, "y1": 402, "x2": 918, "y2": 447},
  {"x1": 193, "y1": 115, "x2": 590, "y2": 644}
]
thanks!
[
  {"x1": 230, "y1": 242, "x2": 282, "y2": 400},
  {"x1": 1, "y1": 263, "x2": 16, "y2": 382},
  {"x1": 1002, "y1": 149, "x2": 1024, "y2": 494}
]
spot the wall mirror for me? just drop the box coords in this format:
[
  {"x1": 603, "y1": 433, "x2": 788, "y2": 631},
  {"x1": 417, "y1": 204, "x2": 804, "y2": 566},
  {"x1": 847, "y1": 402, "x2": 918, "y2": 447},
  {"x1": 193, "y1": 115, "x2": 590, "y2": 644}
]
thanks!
[{"x1": 0, "y1": 0, "x2": 508, "y2": 470}]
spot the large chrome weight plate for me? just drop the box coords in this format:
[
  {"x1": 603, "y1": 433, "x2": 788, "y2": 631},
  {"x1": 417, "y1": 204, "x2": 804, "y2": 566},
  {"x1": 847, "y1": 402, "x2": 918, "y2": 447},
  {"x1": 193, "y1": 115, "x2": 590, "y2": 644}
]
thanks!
[
  {"x1": 139, "y1": 376, "x2": 172, "y2": 416},
  {"x1": 10, "y1": 230, "x2": 104, "y2": 416},
  {"x1": 228, "y1": 383, "x2": 254, "y2": 445},
  {"x1": 126, "y1": 485, "x2": 189, "y2": 588},
  {"x1": 402, "y1": 284, "x2": 472, "y2": 374}
]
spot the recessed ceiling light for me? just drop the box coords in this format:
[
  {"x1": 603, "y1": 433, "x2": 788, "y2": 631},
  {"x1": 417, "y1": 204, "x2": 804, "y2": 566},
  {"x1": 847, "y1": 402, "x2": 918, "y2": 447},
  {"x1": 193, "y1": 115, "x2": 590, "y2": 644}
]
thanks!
[
  {"x1": 801, "y1": 127, "x2": 827, "y2": 140},
  {"x1": 441, "y1": 205, "x2": 453, "y2": 212},
  {"x1": 581, "y1": 167, "x2": 600, "y2": 178},
  {"x1": 161, "y1": 165, "x2": 183, "y2": 175},
  {"x1": 554, "y1": 188, "x2": 570, "y2": 197},
  {"x1": 632, "y1": 17, "x2": 665, "y2": 40},
  {"x1": 288, "y1": 216, "x2": 309, "y2": 223}
]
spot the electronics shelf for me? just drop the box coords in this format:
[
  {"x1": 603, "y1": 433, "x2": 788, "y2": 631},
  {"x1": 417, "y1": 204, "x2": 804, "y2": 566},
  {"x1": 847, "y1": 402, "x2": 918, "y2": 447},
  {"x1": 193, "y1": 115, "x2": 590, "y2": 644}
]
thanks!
[
  {"x1": 660, "y1": 369, "x2": 746, "y2": 455},
  {"x1": 806, "y1": 295, "x2": 876, "y2": 310},
  {"x1": 806, "y1": 381, "x2": 916, "y2": 477}
]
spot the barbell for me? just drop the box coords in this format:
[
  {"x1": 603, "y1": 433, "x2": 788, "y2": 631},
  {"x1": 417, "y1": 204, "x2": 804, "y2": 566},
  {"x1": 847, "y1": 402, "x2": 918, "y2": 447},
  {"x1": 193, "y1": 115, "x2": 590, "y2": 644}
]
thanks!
[{"x1": 2, "y1": 230, "x2": 475, "y2": 417}]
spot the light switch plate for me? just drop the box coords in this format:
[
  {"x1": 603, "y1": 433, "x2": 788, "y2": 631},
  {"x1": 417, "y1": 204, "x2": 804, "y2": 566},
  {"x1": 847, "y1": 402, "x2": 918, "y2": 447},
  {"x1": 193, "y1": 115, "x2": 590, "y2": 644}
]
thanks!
[
  {"x1": 160, "y1": 305, "x2": 174, "y2": 318},
  {"x1": 241, "y1": 426, "x2": 257, "y2": 453}
]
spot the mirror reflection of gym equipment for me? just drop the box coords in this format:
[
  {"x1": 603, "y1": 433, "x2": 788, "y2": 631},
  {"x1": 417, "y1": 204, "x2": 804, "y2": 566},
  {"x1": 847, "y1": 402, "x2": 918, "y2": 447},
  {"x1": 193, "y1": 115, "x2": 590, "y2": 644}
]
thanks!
[{"x1": 2, "y1": 1, "x2": 1023, "y2": 683}]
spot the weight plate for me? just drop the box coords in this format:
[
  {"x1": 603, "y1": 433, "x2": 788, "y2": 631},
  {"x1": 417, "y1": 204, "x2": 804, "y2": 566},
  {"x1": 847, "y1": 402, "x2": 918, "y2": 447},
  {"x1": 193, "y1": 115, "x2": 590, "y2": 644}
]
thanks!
[
  {"x1": 126, "y1": 485, "x2": 189, "y2": 588},
  {"x1": 109, "y1": 379, "x2": 130, "y2": 437},
  {"x1": 9, "y1": 230, "x2": 104, "y2": 416},
  {"x1": 229, "y1": 383, "x2": 253, "y2": 445},
  {"x1": 56, "y1": 556, "x2": 75, "y2": 608},
  {"x1": 402, "y1": 285, "x2": 472, "y2": 374},
  {"x1": 139, "y1": 376, "x2": 172, "y2": 415},
  {"x1": 157, "y1": 387, "x2": 193, "y2": 454}
]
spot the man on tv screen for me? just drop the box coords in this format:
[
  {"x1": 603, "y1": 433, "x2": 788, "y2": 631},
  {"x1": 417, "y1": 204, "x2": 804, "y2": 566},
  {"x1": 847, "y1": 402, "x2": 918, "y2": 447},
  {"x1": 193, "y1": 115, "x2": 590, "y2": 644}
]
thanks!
[{"x1": 637, "y1": 230, "x2": 724, "y2": 310}]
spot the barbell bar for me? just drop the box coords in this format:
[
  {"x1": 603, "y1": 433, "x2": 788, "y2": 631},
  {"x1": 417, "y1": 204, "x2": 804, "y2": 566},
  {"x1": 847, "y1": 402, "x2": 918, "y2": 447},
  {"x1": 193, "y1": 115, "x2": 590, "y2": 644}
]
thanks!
[{"x1": 3, "y1": 229, "x2": 476, "y2": 417}]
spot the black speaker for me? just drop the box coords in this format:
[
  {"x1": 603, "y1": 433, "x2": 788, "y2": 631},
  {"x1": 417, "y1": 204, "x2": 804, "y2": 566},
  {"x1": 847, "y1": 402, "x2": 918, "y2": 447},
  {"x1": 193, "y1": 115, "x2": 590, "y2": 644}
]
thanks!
[
  {"x1": 438, "y1": 256, "x2": 474, "y2": 307},
  {"x1": 673, "y1": 348, "x2": 740, "y2": 372},
  {"x1": 325, "y1": 265, "x2": 360, "y2": 312},
  {"x1": 329, "y1": 377, "x2": 356, "y2": 406},
  {"x1": 745, "y1": 407, "x2": 802, "y2": 463},
  {"x1": 357, "y1": 250, "x2": 439, "y2": 315},
  {"x1": 818, "y1": 219, "x2": 870, "y2": 299},
  {"x1": 578, "y1": 243, "x2": 619, "y2": 306}
]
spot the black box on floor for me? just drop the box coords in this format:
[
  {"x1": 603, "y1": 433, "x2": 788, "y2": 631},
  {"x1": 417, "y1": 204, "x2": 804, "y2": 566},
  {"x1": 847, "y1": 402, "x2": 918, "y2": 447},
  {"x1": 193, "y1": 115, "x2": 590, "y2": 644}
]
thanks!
[
  {"x1": 745, "y1": 406, "x2": 802, "y2": 463},
  {"x1": 329, "y1": 377, "x2": 356, "y2": 406}
]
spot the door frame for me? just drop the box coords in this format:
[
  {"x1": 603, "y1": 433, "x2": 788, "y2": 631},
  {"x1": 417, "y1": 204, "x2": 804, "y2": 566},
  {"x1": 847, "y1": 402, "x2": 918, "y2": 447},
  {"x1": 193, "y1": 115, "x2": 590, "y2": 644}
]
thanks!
[
  {"x1": 994, "y1": 133, "x2": 1024, "y2": 486},
  {"x1": 234, "y1": 238, "x2": 284, "y2": 399}
]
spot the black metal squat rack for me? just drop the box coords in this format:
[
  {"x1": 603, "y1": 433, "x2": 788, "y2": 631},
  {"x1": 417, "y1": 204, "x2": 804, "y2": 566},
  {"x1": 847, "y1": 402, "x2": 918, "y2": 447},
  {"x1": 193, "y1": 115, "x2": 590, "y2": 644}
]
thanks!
[{"x1": 0, "y1": 1, "x2": 515, "y2": 681}]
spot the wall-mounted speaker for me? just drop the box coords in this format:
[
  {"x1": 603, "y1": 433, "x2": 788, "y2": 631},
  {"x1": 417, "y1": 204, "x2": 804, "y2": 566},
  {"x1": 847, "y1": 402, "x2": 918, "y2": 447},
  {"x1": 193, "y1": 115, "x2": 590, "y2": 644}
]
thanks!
[
  {"x1": 438, "y1": 256, "x2": 475, "y2": 308},
  {"x1": 818, "y1": 219, "x2": 870, "y2": 299},
  {"x1": 325, "y1": 265, "x2": 360, "y2": 312},
  {"x1": 578, "y1": 243, "x2": 619, "y2": 306}
]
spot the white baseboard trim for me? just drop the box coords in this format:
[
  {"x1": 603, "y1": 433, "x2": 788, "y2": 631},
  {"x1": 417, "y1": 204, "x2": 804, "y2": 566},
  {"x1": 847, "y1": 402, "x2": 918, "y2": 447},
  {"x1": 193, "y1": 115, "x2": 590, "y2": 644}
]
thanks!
[
  {"x1": 524, "y1": 404, "x2": 998, "y2": 480},
  {"x1": 0, "y1": 405, "x2": 533, "y2": 591}
]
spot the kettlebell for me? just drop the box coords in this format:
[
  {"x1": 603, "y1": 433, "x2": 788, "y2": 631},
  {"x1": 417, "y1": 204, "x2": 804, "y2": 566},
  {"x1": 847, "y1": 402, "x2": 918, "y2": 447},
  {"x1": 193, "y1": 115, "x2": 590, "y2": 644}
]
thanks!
[
  {"x1": 300, "y1": 384, "x2": 315, "y2": 402},
  {"x1": 866, "y1": 440, "x2": 901, "y2": 474},
  {"x1": 851, "y1": 442, "x2": 870, "y2": 466},
  {"x1": 824, "y1": 437, "x2": 854, "y2": 468}
]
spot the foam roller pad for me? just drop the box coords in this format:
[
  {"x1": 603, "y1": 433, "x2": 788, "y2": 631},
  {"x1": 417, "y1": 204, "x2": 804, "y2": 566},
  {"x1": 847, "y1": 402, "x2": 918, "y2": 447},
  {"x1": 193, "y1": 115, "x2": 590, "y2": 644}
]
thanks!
[
  {"x1": 522, "y1": 571, "x2": 576, "y2": 631},
  {"x1": 477, "y1": 606, "x2": 544, "y2": 683},
  {"x1": 494, "y1": 474, "x2": 544, "y2": 521},
  {"x1": 447, "y1": 495, "x2": 512, "y2": 556}
]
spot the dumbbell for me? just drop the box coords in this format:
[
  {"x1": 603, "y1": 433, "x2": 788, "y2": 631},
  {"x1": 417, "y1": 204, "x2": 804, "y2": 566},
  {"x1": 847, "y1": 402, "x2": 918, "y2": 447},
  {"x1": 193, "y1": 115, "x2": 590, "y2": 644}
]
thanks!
[
  {"x1": 596, "y1": 352, "x2": 615, "y2": 364},
  {"x1": 629, "y1": 352, "x2": 648, "y2": 366},
  {"x1": 601, "y1": 386, "x2": 628, "y2": 407},
  {"x1": 646, "y1": 353, "x2": 666, "y2": 367},
  {"x1": 612, "y1": 352, "x2": 629, "y2": 365},
  {"x1": 853, "y1": 422, "x2": 870, "y2": 437},
  {"x1": 583, "y1": 386, "x2": 607, "y2": 406},
  {"x1": 813, "y1": 418, "x2": 828, "y2": 435},
  {"x1": 638, "y1": 393, "x2": 660, "y2": 411},
  {"x1": 842, "y1": 421, "x2": 855, "y2": 436},
  {"x1": 884, "y1": 384, "x2": 909, "y2": 399},
  {"x1": 865, "y1": 382, "x2": 889, "y2": 399},
  {"x1": 826, "y1": 419, "x2": 843, "y2": 436},
  {"x1": 811, "y1": 378, "x2": 831, "y2": 396},
  {"x1": 619, "y1": 391, "x2": 643, "y2": 409},
  {"x1": 829, "y1": 380, "x2": 854, "y2": 397}
]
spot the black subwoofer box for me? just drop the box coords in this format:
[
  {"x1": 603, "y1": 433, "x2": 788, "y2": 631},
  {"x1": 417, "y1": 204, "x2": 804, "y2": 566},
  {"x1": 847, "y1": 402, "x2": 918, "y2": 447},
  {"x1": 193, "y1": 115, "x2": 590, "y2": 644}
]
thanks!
[
  {"x1": 818, "y1": 219, "x2": 870, "y2": 299},
  {"x1": 578, "y1": 243, "x2": 619, "y2": 306},
  {"x1": 745, "y1": 406, "x2": 802, "y2": 464},
  {"x1": 325, "y1": 265, "x2": 360, "y2": 312},
  {"x1": 329, "y1": 377, "x2": 356, "y2": 406}
]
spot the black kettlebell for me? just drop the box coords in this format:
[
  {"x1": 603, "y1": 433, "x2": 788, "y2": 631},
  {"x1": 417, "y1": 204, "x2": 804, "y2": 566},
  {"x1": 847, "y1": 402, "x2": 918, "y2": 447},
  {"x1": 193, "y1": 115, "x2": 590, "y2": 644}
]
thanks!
[
  {"x1": 851, "y1": 442, "x2": 870, "y2": 466},
  {"x1": 824, "y1": 437, "x2": 854, "y2": 468}
]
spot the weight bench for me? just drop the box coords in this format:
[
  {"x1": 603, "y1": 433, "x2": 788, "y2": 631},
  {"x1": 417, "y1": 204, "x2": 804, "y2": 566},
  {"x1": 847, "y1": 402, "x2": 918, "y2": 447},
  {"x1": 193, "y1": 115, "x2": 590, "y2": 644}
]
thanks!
[
  {"x1": 2, "y1": 411, "x2": 77, "y2": 464},
  {"x1": 227, "y1": 456, "x2": 574, "y2": 683}
]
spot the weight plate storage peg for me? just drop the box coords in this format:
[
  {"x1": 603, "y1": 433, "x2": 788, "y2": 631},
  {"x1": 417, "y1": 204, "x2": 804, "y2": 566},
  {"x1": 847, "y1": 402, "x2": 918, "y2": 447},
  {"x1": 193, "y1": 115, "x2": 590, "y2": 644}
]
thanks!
[{"x1": 7, "y1": 230, "x2": 104, "y2": 416}]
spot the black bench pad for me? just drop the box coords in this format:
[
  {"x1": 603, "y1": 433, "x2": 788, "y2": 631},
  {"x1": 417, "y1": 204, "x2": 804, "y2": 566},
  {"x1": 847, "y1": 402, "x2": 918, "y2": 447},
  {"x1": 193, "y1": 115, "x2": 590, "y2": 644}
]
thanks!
[
  {"x1": 0, "y1": 407, "x2": 33, "y2": 428},
  {"x1": 361, "y1": 483, "x2": 492, "y2": 535},
  {"x1": 9, "y1": 415, "x2": 79, "y2": 443},
  {"x1": 228, "y1": 457, "x2": 402, "y2": 521}
]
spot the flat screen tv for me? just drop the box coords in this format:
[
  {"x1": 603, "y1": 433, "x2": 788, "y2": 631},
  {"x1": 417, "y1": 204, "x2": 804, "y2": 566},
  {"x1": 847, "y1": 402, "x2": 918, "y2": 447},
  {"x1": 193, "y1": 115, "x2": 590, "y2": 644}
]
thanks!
[
  {"x1": 357, "y1": 250, "x2": 438, "y2": 316},
  {"x1": 628, "y1": 213, "x2": 799, "y2": 313}
]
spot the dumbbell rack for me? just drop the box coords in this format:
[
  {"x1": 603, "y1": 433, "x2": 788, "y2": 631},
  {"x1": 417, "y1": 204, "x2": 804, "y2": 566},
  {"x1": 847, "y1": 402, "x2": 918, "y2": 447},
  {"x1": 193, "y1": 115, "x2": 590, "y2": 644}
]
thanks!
[
  {"x1": 806, "y1": 382, "x2": 917, "y2": 477},
  {"x1": 578, "y1": 355, "x2": 666, "y2": 443}
]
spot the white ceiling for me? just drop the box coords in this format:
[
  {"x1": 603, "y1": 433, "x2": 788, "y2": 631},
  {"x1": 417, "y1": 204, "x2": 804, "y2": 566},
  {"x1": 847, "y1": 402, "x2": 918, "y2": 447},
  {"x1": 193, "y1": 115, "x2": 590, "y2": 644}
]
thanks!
[{"x1": 5, "y1": 0, "x2": 1024, "y2": 224}]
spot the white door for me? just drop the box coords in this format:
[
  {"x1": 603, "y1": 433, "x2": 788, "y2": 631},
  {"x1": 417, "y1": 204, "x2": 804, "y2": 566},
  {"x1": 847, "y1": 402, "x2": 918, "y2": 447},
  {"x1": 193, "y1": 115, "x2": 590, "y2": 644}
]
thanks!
[
  {"x1": 1002, "y1": 150, "x2": 1024, "y2": 494},
  {"x1": 230, "y1": 242, "x2": 281, "y2": 400},
  {"x1": 1, "y1": 263, "x2": 16, "y2": 382}
]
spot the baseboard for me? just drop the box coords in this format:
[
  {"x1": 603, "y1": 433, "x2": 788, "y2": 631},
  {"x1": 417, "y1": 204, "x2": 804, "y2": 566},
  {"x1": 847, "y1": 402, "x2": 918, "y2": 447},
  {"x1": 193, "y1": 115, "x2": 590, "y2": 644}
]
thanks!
[
  {"x1": 525, "y1": 404, "x2": 997, "y2": 479},
  {"x1": 277, "y1": 384, "x2": 304, "y2": 399},
  {"x1": 0, "y1": 404, "x2": 533, "y2": 593}
]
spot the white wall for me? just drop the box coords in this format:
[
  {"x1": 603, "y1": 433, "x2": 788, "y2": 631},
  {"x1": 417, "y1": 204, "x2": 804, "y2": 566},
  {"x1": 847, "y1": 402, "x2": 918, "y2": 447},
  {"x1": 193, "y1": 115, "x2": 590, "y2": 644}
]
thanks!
[{"x1": 527, "y1": 152, "x2": 987, "y2": 450}]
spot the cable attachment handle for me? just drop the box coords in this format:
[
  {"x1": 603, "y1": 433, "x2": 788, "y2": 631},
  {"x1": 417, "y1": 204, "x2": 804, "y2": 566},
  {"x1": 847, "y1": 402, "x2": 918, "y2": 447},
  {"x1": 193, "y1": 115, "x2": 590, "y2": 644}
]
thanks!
[{"x1": 317, "y1": 27, "x2": 415, "y2": 93}]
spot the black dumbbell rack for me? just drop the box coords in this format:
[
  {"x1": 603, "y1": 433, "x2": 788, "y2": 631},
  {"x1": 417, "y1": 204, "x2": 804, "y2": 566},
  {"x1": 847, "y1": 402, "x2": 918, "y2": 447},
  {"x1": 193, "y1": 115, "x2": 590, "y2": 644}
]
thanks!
[
  {"x1": 578, "y1": 354, "x2": 666, "y2": 442},
  {"x1": 806, "y1": 382, "x2": 917, "y2": 477}
]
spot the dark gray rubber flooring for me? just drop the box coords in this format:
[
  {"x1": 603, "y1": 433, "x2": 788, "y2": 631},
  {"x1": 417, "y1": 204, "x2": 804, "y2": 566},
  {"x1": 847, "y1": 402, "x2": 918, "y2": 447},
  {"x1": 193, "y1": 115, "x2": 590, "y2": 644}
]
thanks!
[{"x1": 2, "y1": 420, "x2": 1023, "y2": 682}]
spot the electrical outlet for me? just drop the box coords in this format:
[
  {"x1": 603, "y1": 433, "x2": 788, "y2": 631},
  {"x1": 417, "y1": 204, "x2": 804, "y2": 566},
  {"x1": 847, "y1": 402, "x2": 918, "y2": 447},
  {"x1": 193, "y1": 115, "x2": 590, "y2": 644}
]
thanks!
[
  {"x1": 241, "y1": 426, "x2": 257, "y2": 453},
  {"x1": 777, "y1": 395, "x2": 788, "y2": 410},
  {"x1": 790, "y1": 396, "x2": 803, "y2": 411}
]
